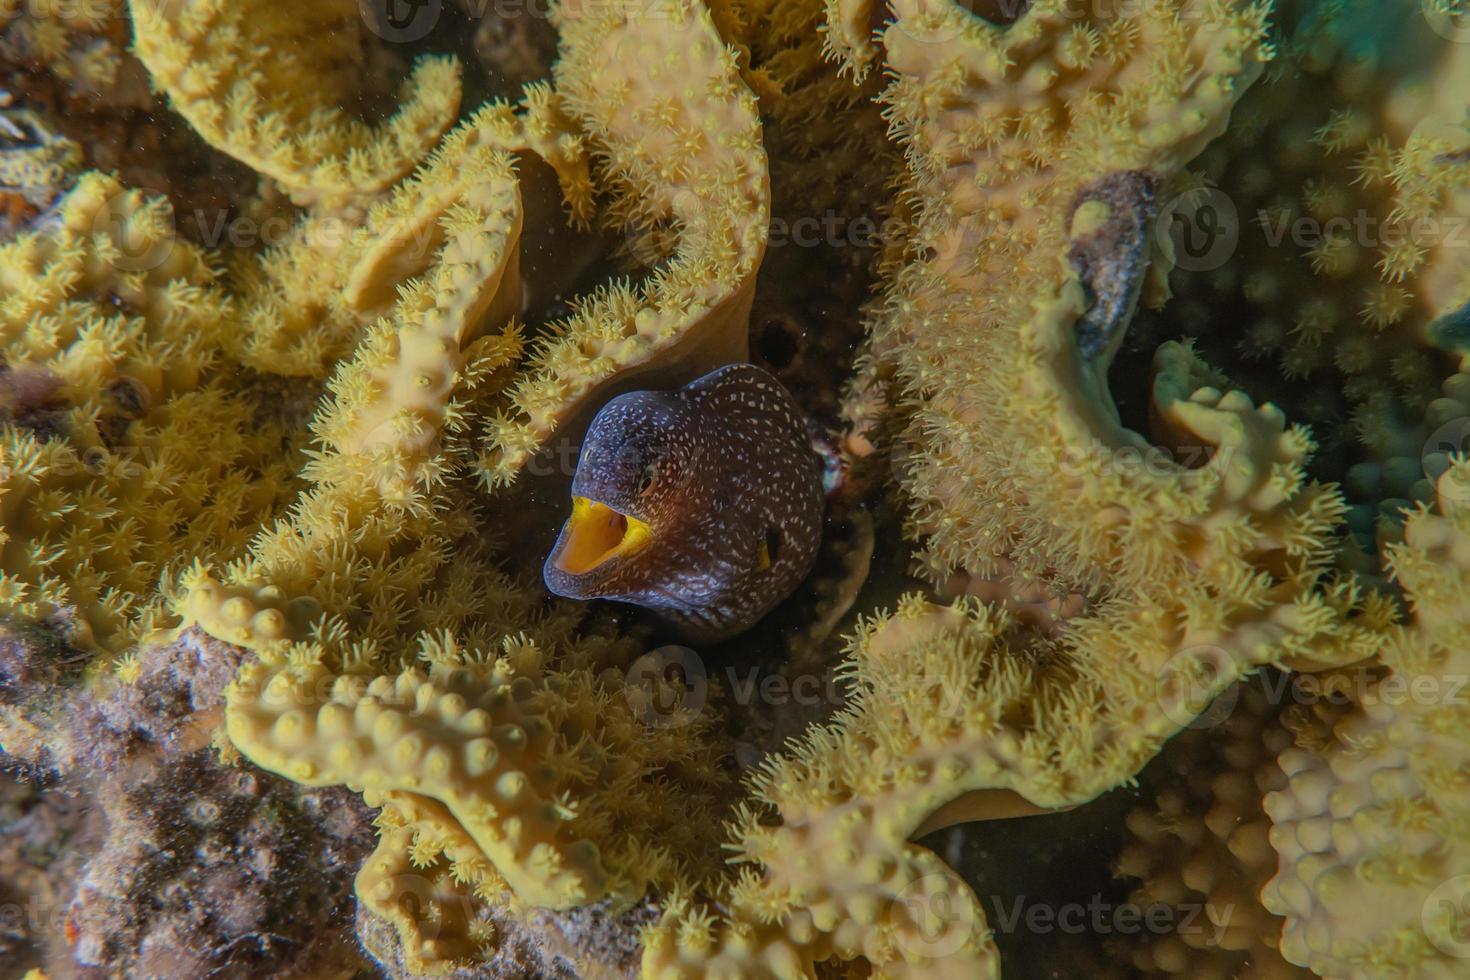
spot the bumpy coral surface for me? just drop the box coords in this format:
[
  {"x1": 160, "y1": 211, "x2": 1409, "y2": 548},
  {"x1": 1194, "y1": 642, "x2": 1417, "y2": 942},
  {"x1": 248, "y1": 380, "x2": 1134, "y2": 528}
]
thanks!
[
  {"x1": 1112, "y1": 674, "x2": 1314, "y2": 979},
  {"x1": 1262, "y1": 465, "x2": 1470, "y2": 979},
  {"x1": 2, "y1": 0, "x2": 1470, "y2": 977},
  {"x1": 476, "y1": 0, "x2": 770, "y2": 486}
]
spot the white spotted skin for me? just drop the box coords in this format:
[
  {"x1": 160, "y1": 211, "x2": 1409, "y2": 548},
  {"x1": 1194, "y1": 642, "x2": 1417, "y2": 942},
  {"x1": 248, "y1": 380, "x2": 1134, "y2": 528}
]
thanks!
[{"x1": 544, "y1": 363, "x2": 824, "y2": 642}]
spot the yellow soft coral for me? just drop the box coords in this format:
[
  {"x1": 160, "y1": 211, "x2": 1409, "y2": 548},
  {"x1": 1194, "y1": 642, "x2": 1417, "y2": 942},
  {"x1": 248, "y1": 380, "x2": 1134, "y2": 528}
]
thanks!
[
  {"x1": 230, "y1": 648, "x2": 653, "y2": 910},
  {"x1": 230, "y1": 88, "x2": 593, "y2": 378},
  {"x1": 648, "y1": 534, "x2": 1386, "y2": 976},
  {"x1": 307, "y1": 147, "x2": 523, "y2": 505},
  {"x1": 159, "y1": 4, "x2": 765, "y2": 971},
  {"x1": 864, "y1": 0, "x2": 1278, "y2": 590},
  {"x1": 213, "y1": 609, "x2": 732, "y2": 975},
  {"x1": 1263, "y1": 462, "x2": 1470, "y2": 979},
  {"x1": 226, "y1": 626, "x2": 730, "y2": 903},
  {"x1": 644, "y1": 0, "x2": 1415, "y2": 973},
  {"x1": 0, "y1": 173, "x2": 297, "y2": 656},
  {"x1": 648, "y1": 600, "x2": 1014, "y2": 979},
  {"x1": 180, "y1": 115, "x2": 530, "y2": 655},
  {"x1": 478, "y1": 0, "x2": 770, "y2": 485},
  {"x1": 127, "y1": 0, "x2": 462, "y2": 205}
]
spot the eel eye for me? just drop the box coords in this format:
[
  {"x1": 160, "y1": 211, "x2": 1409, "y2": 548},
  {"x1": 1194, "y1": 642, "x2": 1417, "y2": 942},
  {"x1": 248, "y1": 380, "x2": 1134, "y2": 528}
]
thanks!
[
  {"x1": 757, "y1": 528, "x2": 781, "y2": 571},
  {"x1": 637, "y1": 459, "x2": 659, "y2": 495}
]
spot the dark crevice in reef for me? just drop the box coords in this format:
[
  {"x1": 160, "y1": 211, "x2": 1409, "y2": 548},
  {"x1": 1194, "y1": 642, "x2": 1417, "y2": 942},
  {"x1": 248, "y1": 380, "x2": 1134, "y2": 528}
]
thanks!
[
  {"x1": 931, "y1": 775, "x2": 1141, "y2": 980},
  {"x1": 961, "y1": 0, "x2": 1032, "y2": 27}
]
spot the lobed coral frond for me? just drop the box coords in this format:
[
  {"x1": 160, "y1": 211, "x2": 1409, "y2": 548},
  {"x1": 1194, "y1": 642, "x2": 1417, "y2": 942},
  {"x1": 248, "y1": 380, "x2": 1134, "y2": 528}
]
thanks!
[
  {"x1": 224, "y1": 626, "x2": 734, "y2": 975},
  {"x1": 477, "y1": 0, "x2": 770, "y2": 487},
  {"x1": 126, "y1": 0, "x2": 462, "y2": 205},
  {"x1": 227, "y1": 93, "x2": 591, "y2": 379}
]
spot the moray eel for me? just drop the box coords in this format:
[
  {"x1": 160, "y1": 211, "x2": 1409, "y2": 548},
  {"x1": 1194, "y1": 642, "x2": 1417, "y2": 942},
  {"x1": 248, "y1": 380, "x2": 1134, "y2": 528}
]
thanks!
[{"x1": 544, "y1": 363, "x2": 824, "y2": 643}]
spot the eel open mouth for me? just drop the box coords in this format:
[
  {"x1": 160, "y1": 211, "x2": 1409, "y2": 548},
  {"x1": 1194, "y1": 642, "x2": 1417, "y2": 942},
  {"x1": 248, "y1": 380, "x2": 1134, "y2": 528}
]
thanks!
[{"x1": 552, "y1": 496, "x2": 653, "y2": 575}]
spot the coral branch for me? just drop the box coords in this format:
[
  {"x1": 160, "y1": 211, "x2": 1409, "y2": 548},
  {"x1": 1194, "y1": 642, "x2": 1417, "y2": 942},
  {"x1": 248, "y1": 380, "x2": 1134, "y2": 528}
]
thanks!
[
  {"x1": 478, "y1": 0, "x2": 770, "y2": 486},
  {"x1": 127, "y1": 0, "x2": 462, "y2": 204}
]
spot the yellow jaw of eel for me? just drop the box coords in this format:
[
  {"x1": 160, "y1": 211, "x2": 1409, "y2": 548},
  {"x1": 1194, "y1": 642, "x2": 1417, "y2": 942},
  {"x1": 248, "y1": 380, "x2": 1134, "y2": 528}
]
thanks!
[{"x1": 552, "y1": 496, "x2": 654, "y2": 575}]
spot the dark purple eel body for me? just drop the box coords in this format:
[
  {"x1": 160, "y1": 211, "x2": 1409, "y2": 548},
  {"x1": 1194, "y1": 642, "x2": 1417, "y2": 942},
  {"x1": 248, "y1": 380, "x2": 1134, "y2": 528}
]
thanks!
[{"x1": 543, "y1": 363, "x2": 824, "y2": 643}]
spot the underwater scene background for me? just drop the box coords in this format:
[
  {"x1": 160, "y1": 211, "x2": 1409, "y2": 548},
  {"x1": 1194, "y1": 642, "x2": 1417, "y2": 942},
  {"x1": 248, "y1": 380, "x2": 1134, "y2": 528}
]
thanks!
[{"x1": 1, "y1": 0, "x2": 1470, "y2": 977}]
